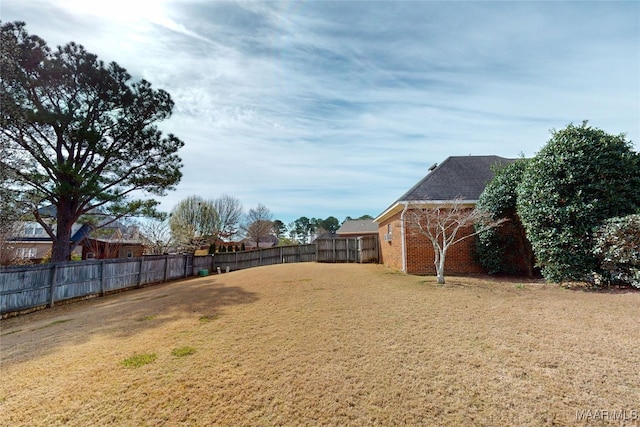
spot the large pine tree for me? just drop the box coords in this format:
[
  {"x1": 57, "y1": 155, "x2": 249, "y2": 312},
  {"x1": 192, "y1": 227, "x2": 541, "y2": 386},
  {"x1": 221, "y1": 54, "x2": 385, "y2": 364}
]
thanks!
[{"x1": 1, "y1": 22, "x2": 184, "y2": 262}]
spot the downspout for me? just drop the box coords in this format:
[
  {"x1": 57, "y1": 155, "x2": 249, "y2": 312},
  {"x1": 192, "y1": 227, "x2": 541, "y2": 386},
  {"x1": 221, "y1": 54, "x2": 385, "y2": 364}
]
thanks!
[{"x1": 400, "y1": 202, "x2": 408, "y2": 273}]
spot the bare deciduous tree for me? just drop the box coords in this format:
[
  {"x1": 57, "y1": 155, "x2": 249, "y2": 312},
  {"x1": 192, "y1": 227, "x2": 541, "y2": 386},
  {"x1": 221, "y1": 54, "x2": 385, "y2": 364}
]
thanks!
[
  {"x1": 212, "y1": 194, "x2": 243, "y2": 240},
  {"x1": 140, "y1": 217, "x2": 174, "y2": 255},
  {"x1": 169, "y1": 196, "x2": 218, "y2": 253},
  {"x1": 242, "y1": 204, "x2": 273, "y2": 248},
  {"x1": 406, "y1": 198, "x2": 507, "y2": 284}
]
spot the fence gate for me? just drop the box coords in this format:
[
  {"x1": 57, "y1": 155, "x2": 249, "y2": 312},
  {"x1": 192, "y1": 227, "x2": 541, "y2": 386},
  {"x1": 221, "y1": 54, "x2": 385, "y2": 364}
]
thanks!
[{"x1": 315, "y1": 236, "x2": 379, "y2": 264}]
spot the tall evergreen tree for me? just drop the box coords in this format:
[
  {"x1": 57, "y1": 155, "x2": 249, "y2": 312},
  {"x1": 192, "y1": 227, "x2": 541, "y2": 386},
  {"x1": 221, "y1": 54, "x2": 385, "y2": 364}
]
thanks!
[{"x1": 1, "y1": 22, "x2": 183, "y2": 262}]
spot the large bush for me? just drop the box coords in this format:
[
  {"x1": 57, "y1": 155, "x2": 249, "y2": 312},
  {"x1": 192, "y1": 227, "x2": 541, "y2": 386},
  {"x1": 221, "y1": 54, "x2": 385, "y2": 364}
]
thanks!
[
  {"x1": 516, "y1": 122, "x2": 640, "y2": 282},
  {"x1": 476, "y1": 158, "x2": 535, "y2": 276},
  {"x1": 592, "y1": 215, "x2": 640, "y2": 288}
]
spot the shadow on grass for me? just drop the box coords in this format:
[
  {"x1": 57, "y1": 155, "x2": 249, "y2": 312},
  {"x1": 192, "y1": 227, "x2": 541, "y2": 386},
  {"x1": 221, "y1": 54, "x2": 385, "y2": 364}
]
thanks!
[
  {"x1": 0, "y1": 276, "x2": 258, "y2": 366},
  {"x1": 563, "y1": 283, "x2": 640, "y2": 294}
]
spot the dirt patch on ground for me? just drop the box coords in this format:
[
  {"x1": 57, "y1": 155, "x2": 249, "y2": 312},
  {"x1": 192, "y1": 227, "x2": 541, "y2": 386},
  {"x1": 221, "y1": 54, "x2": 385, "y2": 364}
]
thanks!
[{"x1": 1, "y1": 263, "x2": 638, "y2": 426}]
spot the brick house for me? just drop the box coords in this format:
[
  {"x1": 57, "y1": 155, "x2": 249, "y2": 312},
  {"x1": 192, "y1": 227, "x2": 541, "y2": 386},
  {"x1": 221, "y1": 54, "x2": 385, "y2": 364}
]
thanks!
[
  {"x1": 81, "y1": 223, "x2": 146, "y2": 260},
  {"x1": 374, "y1": 155, "x2": 514, "y2": 275},
  {"x1": 2, "y1": 208, "x2": 147, "y2": 264},
  {"x1": 2, "y1": 221, "x2": 85, "y2": 264}
]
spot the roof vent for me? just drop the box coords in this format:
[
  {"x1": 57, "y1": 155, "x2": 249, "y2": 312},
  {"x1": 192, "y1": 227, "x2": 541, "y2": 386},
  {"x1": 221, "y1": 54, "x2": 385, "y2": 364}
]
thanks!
[{"x1": 428, "y1": 163, "x2": 438, "y2": 171}]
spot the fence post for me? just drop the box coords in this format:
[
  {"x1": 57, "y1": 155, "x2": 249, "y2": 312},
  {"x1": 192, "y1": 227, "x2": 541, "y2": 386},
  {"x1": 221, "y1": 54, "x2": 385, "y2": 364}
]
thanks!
[
  {"x1": 138, "y1": 257, "x2": 144, "y2": 286},
  {"x1": 163, "y1": 255, "x2": 169, "y2": 282},
  {"x1": 49, "y1": 263, "x2": 58, "y2": 308},
  {"x1": 100, "y1": 260, "x2": 106, "y2": 296}
]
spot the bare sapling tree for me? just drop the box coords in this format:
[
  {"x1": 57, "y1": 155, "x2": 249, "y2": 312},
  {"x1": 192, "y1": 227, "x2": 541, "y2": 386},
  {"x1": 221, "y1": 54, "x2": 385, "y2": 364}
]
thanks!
[
  {"x1": 242, "y1": 204, "x2": 273, "y2": 248},
  {"x1": 140, "y1": 216, "x2": 174, "y2": 255},
  {"x1": 407, "y1": 198, "x2": 507, "y2": 284}
]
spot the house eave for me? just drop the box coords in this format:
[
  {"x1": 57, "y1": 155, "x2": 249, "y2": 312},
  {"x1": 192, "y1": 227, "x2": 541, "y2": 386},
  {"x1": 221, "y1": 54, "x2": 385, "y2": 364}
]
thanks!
[{"x1": 374, "y1": 199, "x2": 478, "y2": 224}]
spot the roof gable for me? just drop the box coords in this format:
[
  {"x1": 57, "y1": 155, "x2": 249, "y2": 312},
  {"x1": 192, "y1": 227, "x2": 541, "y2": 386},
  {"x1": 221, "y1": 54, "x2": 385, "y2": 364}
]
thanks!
[
  {"x1": 398, "y1": 155, "x2": 514, "y2": 202},
  {"x1": 374, "y1": 155, "x2": 515, "y2": 223},
  {"x1": 337, "y1": 219, "x2": 378, "y2": 235}
]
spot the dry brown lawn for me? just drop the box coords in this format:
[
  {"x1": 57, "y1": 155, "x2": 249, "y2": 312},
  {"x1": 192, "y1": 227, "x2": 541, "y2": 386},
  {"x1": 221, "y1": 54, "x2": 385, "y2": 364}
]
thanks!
[{"x1": 1, "y1": 263, "x2": 639, "y2": 426}]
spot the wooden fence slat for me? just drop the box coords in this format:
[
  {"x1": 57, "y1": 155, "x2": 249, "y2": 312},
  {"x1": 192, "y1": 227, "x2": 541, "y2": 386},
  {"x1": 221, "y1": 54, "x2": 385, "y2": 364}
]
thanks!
[{"x1": 49, "y1": 264, "x2": 58, "y2": 308}]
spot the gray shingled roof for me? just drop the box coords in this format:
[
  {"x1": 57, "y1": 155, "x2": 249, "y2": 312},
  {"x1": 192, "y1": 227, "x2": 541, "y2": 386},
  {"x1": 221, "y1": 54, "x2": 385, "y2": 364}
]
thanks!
[
  {"x1": 397, "y1": 155, "x2": 514, "y2": 202},
  {"x1": 337, "y1": 219, "x2": 378, "y2": 235}
]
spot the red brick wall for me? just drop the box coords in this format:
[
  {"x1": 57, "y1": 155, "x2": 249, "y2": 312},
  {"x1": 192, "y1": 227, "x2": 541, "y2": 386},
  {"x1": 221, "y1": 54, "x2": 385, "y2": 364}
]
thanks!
[
  {"x1": 378, "y1": 217, "x2": 403, "y2": 271},
  {"x1": 404, "y1": 223, "x2": 483, "y2": 275},
  {"x1": 378, "y1": 209, "x2": 484, "y2": 275}
]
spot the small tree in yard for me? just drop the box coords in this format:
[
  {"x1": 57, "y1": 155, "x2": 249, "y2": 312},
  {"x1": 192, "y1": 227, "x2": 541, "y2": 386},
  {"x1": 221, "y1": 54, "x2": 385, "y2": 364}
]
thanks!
[{"x1": 407, "y1": 199, "x2": 507, "y2": 284}]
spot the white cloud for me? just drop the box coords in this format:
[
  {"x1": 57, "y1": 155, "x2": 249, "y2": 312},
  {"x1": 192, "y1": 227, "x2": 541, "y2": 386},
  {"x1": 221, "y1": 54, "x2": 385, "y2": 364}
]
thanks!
[{"x1": 2, "y1": 0, "x2": 638, "y2": 224}]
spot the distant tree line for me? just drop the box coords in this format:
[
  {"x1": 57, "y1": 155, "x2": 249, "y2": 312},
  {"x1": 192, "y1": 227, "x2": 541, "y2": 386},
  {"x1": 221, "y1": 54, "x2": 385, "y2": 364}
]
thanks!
[{"x1": 142, "y1": 194, "x2": 373, "y2": 255}]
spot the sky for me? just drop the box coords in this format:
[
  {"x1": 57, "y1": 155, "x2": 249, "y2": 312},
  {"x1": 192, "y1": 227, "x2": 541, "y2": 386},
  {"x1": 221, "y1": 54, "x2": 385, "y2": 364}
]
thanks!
[{"x1": 2, "y1": 0, "x2": 639, "y2": 225}]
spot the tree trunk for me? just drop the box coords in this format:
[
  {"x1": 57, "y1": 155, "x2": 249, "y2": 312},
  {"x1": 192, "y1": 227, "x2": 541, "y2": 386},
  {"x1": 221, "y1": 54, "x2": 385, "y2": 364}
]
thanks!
[
  {"x1": 517, "y1": 224, "x2": 535, "y2": 278},
  {"x1": 435, "y1": 247, "x2": 446, "y2": 284},
  {"x1": 50, "y1": 202, "x2": 75, "y2": 263}
]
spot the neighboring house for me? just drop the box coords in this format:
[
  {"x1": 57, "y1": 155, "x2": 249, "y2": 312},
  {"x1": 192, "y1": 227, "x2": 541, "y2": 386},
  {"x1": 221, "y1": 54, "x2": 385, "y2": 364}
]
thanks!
[
  {"x1": 2, "y1": 221, "x2": 84, "y2": 264},
  {"x1": 336, "y1": 219, "x2": 378, "y2": 238},
  {"x1": 81, "y1": 222, "x2": 146, "y2": 260},
  {"x1": 2, "y1": 209, "x2": 148, "y2": 264},
  {"x1": 241, "y1": 234, "x2": 279, "y2": 250},
  {"x1": 374, "y1": 155, "x2": 514, "y2": 275},
  {"x1": 314, "y1": 231, "x2": 338, "y2": 240}
]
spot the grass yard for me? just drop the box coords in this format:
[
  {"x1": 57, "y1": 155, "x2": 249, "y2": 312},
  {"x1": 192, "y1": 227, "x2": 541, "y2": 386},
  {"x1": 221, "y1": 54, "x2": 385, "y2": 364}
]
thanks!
[{"x1": 1, "y1": 263, "x2": 638, "y2": 426}]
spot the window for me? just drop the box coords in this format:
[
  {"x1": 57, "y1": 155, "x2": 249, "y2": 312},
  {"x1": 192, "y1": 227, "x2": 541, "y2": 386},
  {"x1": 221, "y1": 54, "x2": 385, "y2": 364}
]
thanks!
[
  {"x1": 126, "y1": 250, "x2": 133, "y2": 258},
  {"x1": 17, "y1": 248, "x2": 37, "y2": 259},
  {"x1": 23, "y1": 223, "x2": 44, "y2": 236},
  {"x1": 86, "y1": 253, "x2": 96, "y2": 259}
]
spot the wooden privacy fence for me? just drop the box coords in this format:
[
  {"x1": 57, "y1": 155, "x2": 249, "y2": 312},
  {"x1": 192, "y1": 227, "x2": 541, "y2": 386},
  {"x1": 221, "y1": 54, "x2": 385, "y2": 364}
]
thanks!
[
  {"x1": 0, "y1": 255, "x2": 211, "y2": 316},
  {"x1": 0, "y1": 236, "x2": 378, "y2": 316},
  {"x1": 212, "y1": 236, "x2": 379, "y2": 271}
]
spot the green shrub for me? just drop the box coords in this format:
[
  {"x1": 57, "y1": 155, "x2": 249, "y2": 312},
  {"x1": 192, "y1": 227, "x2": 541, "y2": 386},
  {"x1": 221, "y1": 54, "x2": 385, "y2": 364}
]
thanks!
[
  {"x1": 516, "y1": 122, "x2": 640, "y2": 282},
  {"x1": 592, "y1": 215, "x2": 640, "y2": 288},
  {"x1": 476, "y1": 158, "x2": 535, "y2": 276},
  {"x1": 474, "y1": 228, "x2": 517, "y2": 275}
]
